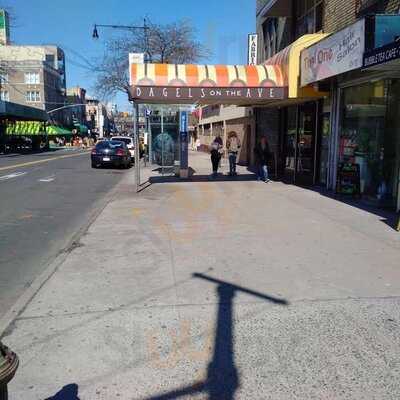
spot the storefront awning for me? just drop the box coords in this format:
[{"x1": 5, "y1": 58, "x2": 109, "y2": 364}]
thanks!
[
  {"x1": 129, "y1": 63, "x2": 287, "y2": 104},
  {"x1": 265, "y1": 34, "x2": 328, "y2": 99},
  {"x1": 47, "y1": 125, "x2": 73, "y2": 136},
  {"x1": 73, "y1": 123, "x2": 88, "y2": 134},
  {"x1": 5, "y1": 121, "x2": 73, "y2": 136}
]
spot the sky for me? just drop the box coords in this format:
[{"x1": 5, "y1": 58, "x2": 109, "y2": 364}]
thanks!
[{"x1": 7, "y1": 0, "x2": 256, "y2": 111}]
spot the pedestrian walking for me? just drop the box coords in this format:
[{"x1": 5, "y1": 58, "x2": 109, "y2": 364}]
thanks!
[
  {"x1": 254, "y1": 136, "x2": 271, "y2": 182},
  {"x1": 210, "y1": 135, "x2": 223, "y2": 177},
  {"x1": 195, "y1": 138, "x2": 201, "y2": 151},
  {"x1": 226, "y1": 131, "x2": 241, "y2": 176}
]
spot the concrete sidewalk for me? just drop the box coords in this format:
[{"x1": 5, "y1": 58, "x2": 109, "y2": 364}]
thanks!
[{"x1": 3, "y1": 151, "x2": 400, "y2": 399}]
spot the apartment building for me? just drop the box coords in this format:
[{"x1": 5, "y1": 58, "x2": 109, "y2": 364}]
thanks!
[
  {"x1": 0, "y1": 45, "x2": 67, "y2": 124},
  {"x1": 255, "y1": 0, "x2": 400, "y2": 210}
]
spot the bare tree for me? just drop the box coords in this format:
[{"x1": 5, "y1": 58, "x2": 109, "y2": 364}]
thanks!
[{"x1": 93, "y1": 20, "x2": 209, "y2": 99}]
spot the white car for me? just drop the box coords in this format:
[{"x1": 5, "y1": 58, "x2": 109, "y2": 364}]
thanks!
[{"x1": 111, "y1": 136, "x2": 135, "y2": 159}]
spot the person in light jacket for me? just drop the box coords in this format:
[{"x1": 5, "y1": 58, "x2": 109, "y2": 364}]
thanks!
[{"x1": 226, "y1": 131, "x2": 241, "y2": 176}]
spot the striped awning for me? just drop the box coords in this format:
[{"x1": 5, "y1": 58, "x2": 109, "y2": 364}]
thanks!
[
  {"x1": 264, "y1": 34, "x2": 328, "y2": 98},
  {"x1": 129, "y1": 63, "x2": 287, "y2": 104},
  {"x1": 130, "y1": 64, "x2": 285, "y2": 88}
]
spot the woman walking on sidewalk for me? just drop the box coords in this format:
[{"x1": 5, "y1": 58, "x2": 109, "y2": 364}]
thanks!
[
  {"x1": 255, "y1": 136, "x2": 271, "y2": 182},
  {"x1": 210, "y1": 135, "x2": 223, "y2": 178}
]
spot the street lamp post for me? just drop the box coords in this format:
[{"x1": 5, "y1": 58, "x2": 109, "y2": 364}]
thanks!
[{"x1": 91, "y1": 20, "x2": 150, "y2": 192}]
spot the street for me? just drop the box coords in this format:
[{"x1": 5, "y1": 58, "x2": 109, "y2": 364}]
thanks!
[{"x1": 0, "y1": 148, "x2": 128, "y2": 319}]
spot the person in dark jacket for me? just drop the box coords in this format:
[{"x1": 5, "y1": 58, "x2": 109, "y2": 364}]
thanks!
[
  {"x1": 254, "y1": 136, "x2": 270, "y2": 182},
  {"x1": 210, "y1": 136, "x2": 223, "y2": 177}
]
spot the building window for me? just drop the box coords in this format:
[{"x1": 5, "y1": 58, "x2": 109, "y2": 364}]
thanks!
[
  {"x1": 0, "y1": 90, "x2": 9, "y2": 101},
  {"x1": 263, "y1": 17, "x2": 292, "y2": 59},
  {"x1": 24, "y1": 72, "x2": 40, "y2": 84},
  {"x1": 26, "y1": 91, "x2": 41, "y2": 102},
  {"x1": 295, "y1": 0, "x2": 324, "y2": 39},
  {"x1": 0, "y1": 72, "x2": 8, "y2": 84}
]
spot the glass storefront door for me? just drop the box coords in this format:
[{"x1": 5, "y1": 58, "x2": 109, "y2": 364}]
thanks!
[
  {"x1": 283, "y1": 102, "x2": 318, "y2": 185},
  {"x1": 284, "y1": 107, "x2": 297, "y2": 181},
  {"x1": 297, "y1": 102, "x2": 317, "y2": 184}
]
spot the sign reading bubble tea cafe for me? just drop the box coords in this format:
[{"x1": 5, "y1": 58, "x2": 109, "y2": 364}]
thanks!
[{"x1": 301, "y1": 19, "x2": 365, "y2": 86}]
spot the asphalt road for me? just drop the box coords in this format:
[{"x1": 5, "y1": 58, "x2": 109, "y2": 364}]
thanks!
[{"x1": 0, "y1": 148, "x2": 129, "y2": 319}]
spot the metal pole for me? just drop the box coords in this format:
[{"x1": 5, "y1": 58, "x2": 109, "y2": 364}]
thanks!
[
  {"x1": 133, "y1": 102, "x2": 140, "y2": 192},
  {"x1": 148, "y1": 115, "x2": 152, "y2": 165},
  {"x1": 161, "y1": 106, "x2": 164, "y2": 176}
]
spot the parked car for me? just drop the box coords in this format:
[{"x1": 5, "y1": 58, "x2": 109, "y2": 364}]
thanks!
[
  {"x1": 111, "y1": 136, "x2": 135, "y2": 159},
  {"x1": 91, "y1": 140, "x2": 131, "y2": 169}
]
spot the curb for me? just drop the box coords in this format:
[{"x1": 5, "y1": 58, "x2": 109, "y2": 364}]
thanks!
[{"x1": 0, "y1": 170, "x2": 128, "y2": 338}]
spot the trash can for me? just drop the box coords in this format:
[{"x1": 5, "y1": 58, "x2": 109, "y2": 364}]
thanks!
[{"x1": 0, "y1": 342, "x2": 19, "y2": 400}]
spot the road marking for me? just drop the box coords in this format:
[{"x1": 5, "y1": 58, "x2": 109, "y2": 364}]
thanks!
[
  {"x1": 0, "y1": 150, "x2": 91, "y2": 172},
  {"x1": 0, "y1": 171, "x2": 27, "y2": 181},
  {"x1": 39, "y1": 175, "x2": 55, "y2": 182}
]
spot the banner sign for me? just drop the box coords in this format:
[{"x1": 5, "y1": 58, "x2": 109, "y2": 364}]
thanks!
[
  {"x1": 364, "y1": 40, "x2": 400, "y2": 68},
  {"x1": 129, "y1": 86, "x2": 285, "y2": 103},
  {"x1": 300, "y1": 19, "x2": 365, "y2": 86},
  {"x1": 248, "y1": 34, "x2": 258, "y2": 65}
]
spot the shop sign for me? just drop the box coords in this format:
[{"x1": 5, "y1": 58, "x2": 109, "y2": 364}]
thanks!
[
  {"x1": 363, "y1": 40, "x2": 400, "y2": 68},
  {"x1": 129, "y1": 86, "x2": 285, "y2": 103},
  {"x1": 248, "y1": 34, "x2": 258, "y2": 65},
  {"x1": 301, "y1": 19, "x2": 365, "y2": 86}
]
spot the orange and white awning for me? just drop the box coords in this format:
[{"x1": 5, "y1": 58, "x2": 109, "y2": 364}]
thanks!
[{"x1": 129, "y1": 63, "x2": 287, "y2": 104}]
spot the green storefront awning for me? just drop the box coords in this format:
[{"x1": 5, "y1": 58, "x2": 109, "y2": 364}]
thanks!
[
  {"x1": 6, "y1": 120, "x2": 45, "y2": 136},
  {"x1": 73, "y1": 123, "x2": 88, "y2": 133},
  {"x1": 5, "y1": 121, "x2": 73, "y2": 136},
  {"x1": 47, "y1": 125, "x2": 73, "y2": 135}
]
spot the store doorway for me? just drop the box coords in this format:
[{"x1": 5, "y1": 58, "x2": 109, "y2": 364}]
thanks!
[{"x1": 283, "y1": 102, "x2": 319, "y2": 186}]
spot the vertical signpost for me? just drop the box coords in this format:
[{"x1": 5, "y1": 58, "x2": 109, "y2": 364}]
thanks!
[{"x1": 179, "y1": 109, "x2": 189, "y2": 179}]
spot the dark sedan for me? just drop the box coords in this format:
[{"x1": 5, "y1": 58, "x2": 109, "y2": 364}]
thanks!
[{"x1": 91, "y1": 140, "x2": 131, "y2": 169}]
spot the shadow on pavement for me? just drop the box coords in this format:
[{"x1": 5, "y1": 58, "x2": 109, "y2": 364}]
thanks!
[
  {"x1": 245, "y1": 165, "x2": 400, "y2": 231},
  {"x1": 45, "y1": 383, "x2": 80, "y2": 400},
  {"x1": 149, "y1": 173, "x2": 257, "y2": 184},
  {"x1": 305, "y1": 185, "x2": 400, "y2": 231},
  {"x1": 142, "y1": 273, "x2": 288, "y2": 400}
]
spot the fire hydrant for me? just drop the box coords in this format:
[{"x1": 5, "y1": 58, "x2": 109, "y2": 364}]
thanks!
[{"x1": 0, "y1": 342, "x2": 19, "y2": 400}]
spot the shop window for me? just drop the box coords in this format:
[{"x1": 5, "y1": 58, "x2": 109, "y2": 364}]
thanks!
[{"x1": 339, "y1": 80, "x2": 400, "y2": 207}]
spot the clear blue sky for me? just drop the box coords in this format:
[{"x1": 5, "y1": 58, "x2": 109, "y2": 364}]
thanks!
[{"x1": 9, "y1": 0, "x2": 256, "y2": 110}]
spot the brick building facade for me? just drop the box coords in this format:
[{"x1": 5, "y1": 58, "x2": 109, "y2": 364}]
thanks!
[{"x1": 256, "y1": 0, "x2": 400, "y2": 210}]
